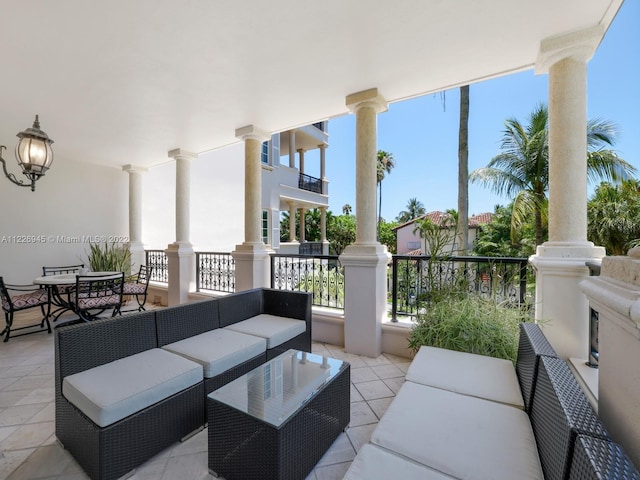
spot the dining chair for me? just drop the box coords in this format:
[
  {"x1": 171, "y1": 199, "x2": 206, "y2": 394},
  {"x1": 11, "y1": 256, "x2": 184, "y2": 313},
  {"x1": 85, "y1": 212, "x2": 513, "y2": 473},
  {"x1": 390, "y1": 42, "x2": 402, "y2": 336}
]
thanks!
[
  {"x1": 41, "y1": 264, "x2": 85, "y2": 322},
  {"x1": 0, "y1": 276, "x2": 52, "y2": 342},
  {"x1": 68, "y1": 272, "x2": 125, "y2": 322},
  {"x1": 122, "y1": 265, "x2": 153, "y2": 311}
]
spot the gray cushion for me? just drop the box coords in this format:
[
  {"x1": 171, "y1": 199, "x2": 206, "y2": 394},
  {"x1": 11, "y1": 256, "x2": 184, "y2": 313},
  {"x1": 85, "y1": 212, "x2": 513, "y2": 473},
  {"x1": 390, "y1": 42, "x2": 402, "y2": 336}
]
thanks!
[
  {"x1": 406, "y1": 346, "x2": 524, "y2": 409},
  {"x1": 344, "y1": 444, "x2": 456, "y2": 480},
  {"x1": 162, "y1": 328, "x2": 266, "y2": 378},
  {"x1": 62, "y1": 348, "x2": 202, "y2": 428},
  {"x1": 371, "y1": 381, "x2": 543, "y2": 480},
  {"x1": 224, "y1": 314, "x2": 306, "y2": 348}
]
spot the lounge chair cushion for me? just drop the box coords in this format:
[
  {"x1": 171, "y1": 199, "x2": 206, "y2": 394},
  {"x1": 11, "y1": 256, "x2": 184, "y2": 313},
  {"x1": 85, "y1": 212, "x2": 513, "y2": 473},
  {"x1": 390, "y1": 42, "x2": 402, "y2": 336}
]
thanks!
[
  {"x1": 223, "y1": 314, "x2": 306, "y2": 349},
  {"x1": 162, "y1": 328, "x2": 266, "y2": 378},
  {"x1": 344, "y1": 444, "x2": 456, "y2": 480},
  {"x1": 405, "y1": 346, "x2": 524, "y2": 409},
  {"x1": 371, "y1": 381, "x2": 543, "y2": 480},
  {"x1": 62, "y1": 348, "x2": 202, "y2": 428}
]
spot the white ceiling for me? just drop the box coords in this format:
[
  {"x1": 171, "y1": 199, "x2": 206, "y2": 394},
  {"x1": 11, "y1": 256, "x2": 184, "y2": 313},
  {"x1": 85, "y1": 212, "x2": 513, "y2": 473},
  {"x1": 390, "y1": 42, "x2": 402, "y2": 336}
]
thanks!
[{"x1": 0, "y1": 0, "x2": 623, "y2": 168}]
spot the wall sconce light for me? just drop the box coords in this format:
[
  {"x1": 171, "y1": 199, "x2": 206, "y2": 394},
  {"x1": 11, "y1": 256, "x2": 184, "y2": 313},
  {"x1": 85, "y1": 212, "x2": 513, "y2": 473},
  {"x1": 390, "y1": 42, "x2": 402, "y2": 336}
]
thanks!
[{"x1": 0, "y1": 115, "x2": 54, "y2": 192}]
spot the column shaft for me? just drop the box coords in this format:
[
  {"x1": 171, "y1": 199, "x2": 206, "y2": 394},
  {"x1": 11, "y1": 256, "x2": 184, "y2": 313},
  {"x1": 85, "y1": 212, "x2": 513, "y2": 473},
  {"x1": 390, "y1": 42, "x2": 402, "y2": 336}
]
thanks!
[
  {"x1": 319, "y1": 144, "x2": 326, "y2": 179},
  {"x1": 299, "y1": 208, "x2": 306, "y2": 243},
  {"x1": 289, "y1": 131, "x2": 296, "y2": 168},
  {"x1": 245, "y1": 137, "x2": 262, "y2": 244},
  {"x1": 289, "y1": 203, "x2": 296, "y2": 242},
  {"x1": 354, "y1": 104, "x2": 378, "y2": 245},
  {"x1": 298, "y1": 149, "x2": 305, "y2": 175},
  {"x1": 175, "y1": 156, "x2": 192, "y2": 243},
  {"x1": 320, "y1": 207, "x2": 327, "y2": 242},
  {"x1": 548, "y1": 57, "x2": 588, "y2": 243}
]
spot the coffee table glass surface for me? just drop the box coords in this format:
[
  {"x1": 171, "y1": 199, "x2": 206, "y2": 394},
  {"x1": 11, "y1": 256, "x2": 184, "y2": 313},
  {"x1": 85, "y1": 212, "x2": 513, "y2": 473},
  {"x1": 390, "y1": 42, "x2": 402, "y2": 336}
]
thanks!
[{"x1": 209, "y1": 349, "x2": 346, "y2": 428}]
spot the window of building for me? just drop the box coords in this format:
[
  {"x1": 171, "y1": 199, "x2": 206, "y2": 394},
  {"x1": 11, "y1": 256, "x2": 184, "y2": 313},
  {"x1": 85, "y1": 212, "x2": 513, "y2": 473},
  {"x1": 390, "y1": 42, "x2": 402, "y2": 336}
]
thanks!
[
  {"x1": 262, "y1": 210, "x2": 269, "y2": 245},
  {"x1": 261, "y1": 141, "x2": 269, "y2": 164},
  {"x1": 407, "y1": 241, "x2": 421, "y2": 250}
]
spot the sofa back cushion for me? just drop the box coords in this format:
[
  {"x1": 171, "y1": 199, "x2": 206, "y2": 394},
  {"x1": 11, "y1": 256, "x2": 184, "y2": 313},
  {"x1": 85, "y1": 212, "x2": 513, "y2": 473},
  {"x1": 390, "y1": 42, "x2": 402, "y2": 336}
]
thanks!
[
  {"x1": 263, "y1": 288, "x2": 311, "y2": 323},
  {"x1": 529, "y1": 356, "x2": 608, "y2": 480},
  {"x1": 55, "y1": 311, "x2": 158, "y2": 380},
  {"x1": 218, "y1": 289, "x2": 262, "y2": 327},
  {"x1": 156, "y1": 299, "x2": 220, "y2": 346}
]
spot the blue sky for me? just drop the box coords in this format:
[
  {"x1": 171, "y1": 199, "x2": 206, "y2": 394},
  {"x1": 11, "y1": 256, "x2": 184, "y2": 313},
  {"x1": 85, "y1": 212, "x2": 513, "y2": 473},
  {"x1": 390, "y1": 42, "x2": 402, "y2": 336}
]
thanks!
[{"x1": 310, "y1": 0, "x2": 640, "y2": 221}]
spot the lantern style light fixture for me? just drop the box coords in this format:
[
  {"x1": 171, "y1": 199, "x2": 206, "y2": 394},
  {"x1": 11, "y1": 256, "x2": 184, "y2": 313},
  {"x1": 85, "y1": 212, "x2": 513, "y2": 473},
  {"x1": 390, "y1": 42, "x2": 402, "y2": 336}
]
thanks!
[{"x1": 0, "y1": 115, "x2": 54, "y2": 192}]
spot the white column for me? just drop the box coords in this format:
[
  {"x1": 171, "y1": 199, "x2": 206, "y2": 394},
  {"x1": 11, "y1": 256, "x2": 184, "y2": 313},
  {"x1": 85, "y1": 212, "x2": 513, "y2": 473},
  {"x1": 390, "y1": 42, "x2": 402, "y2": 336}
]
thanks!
[
  {"x1": 530, "y1": 26, "x2": 606, "y2": 359},
  {"x1": 580, "y1": 248, "x2": 640, "y2": 467},
  {"x1": 299, "y1": 208, "x2": 306, "y2": 243},
  {"x1": 298, "y1": 148, "x2": 305, "y2": 175},
  {"x1": 166, "y1": 149, "x2": 197, "y2": 306},
  {"x1": 289, "y1": 131, "x2": 296, "y2": 168},
  {"x1": 320, "y1": 206, "x2": 329, "y2": 255},
  {"x1": 232, "y1": 125, "x2": 272, "y2": 291},
  {"x1": 319, "y1": 143, "x2": 329, "y2": 196},
  {"x1": 122, "y1": 165, "x2": 148, "y2": 273},
  {"x1": 340, "y1": 88, "x2": 391, "y2": 357},
  {"x1": 288, "y1": 202, "x2": 296, "y2": 243}
]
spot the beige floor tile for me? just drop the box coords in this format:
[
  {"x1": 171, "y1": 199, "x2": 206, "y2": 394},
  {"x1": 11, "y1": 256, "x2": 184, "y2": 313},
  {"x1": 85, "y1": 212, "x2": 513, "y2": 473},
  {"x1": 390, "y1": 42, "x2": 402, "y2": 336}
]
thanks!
[
  {"x1": 314, "y1": 461, "x2": 352, "y2": 480},
  {"x1": 346, "y1": 423, "x2": 377, "y2": 453},
  {"x1": 26, "y1": 403, "x2": 54, "y2": 424},
  {"x1": 383, "y1": 377, "x2": 405, "y2": 394},
  {"x1": 0, "y1": 424, "x2": 19, "y2": 442},
  {"x1": 161, "y1": 451, "x2": 209, "y2": 480},
  {"x1": 1, "y1": 420, "x2": 55, "y2": 450},
  {"x1": 367, "y1": 397, "x2": 394, "y2": 420},
  {"x1": 349, "y1": 401, "x2": 378, "y2": 427},
  {"x1": 371, "y1": 363, "x2": 404, "y2": 380},
  {"x1": 3, "y1": 374, "x2": 50, "y2": 392},
  {"x1": 0, "y1": 404, "x2": 47, "y2": 427},
  {"x1": 353, "y1": 380, "x2": 394, "y2": 401},
  {"x1": 361, "y1": 355, "x2": 391, "y2": 367},
  {"x1": 316, "y1": 433, "x2": 356, "y2": 467},
  {"x1": 14, "y1": 386, "x2": 55, "y2": 406},
  {"x1": 0, "y1": 448, "x2": 35, "y2": 480},
  {"x1": 350, "y1": 367, "x2": 378, "y2": 384},
  {"x1": 350, "y1": 384, "x2": 364, "y2": 403},
  {"x1": 5, "y1": 444, "x2": 73, "y2": 479},
  {"x1": 0, "y1": 390, "x2": 31, "y2": 408}
]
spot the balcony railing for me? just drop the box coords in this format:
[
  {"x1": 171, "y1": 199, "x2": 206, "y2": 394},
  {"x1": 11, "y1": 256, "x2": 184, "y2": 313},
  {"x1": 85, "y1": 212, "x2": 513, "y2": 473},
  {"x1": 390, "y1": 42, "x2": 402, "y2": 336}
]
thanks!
[
  {"x1": 298, "y1": 173, "x2": 323, "y2": 194},
  {"x1": 390, "y1": 255, "x2": 530, "y2": 321},
  {"x1": 196, "y1": 252, "x2": 235, "y2": 293},
  {"x1": 271, "y1": 254, "x2": 344, "y2": 310},
  {"x1": 586, "y1": 260, "x2": 601, "y2": 368},
  {"x1": 145, "y1": 249, "x2": 168, "y2": 283}
]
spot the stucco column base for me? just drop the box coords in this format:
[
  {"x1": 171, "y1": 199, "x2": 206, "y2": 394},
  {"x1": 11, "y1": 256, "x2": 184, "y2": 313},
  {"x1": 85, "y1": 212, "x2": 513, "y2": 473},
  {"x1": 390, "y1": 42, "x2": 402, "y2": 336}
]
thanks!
[
  {"x1": 166, "y1": 241, "x2": 195, "y2": 306},
  {"x1": 232, "y1": 243, "x2": 272, "y2": 291},
  {"x1": 128, "y1": 241, "x2": 145, "y2": 275},
  {"x1": 580, "y1": 248, "x2": 640, "y2": 467},
  {"x1": 340, "y1": 243, "x2": 391, "y2": 357},
  {"x1": 530, "y1": 242, "x2": 605, "y2": 359}
]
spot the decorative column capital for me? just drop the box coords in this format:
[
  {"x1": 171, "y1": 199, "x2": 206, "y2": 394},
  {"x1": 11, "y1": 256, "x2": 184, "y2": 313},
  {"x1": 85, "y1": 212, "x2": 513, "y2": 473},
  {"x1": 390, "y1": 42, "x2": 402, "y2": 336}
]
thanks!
[
  {"x1": 235, "y1": 125, "x2": 270, "y2": 143},
  {"x1": 535, "y1": 25, "x2": 605, "y2": 74},
  {"x1": 346, "y1": 88, "x2": 388, "y2": 114},
  {"x1": 121, "y1": 164, "x2": 148, "y2": 174},
  {"x1": 168, "y1": 149, "x2": 198, "y2": 161}
]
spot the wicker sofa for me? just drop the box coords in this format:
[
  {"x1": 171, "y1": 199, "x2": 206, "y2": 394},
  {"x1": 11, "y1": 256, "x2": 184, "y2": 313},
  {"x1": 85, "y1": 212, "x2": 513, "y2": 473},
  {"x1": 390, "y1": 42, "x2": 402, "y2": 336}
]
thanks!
[
  {"x1": 344, "y1": 323, "x2": 639, "y2": 480},
  {"x1": 55, "y1": 288, "x2": 311, "y2": 480}
]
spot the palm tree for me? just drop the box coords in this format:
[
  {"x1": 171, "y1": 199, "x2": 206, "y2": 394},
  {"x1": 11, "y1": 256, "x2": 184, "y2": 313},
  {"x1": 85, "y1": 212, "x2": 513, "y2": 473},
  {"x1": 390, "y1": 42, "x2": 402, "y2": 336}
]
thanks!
[
  {"x1": 458, "y1": 85, "x2": 470, "y2": 254},
  {"x1": 396, "y1": 197, "x2": 425, "y2": 224},
  {"x1": 588, "y1": 180, "x2": 640, "y2": 255},
  {"x1": 342, "y1": 204, "x2": 352, "y2": 215},
  {"x1": 377, "y1": 150, "x2": 395, "y2": 240},
  {"x1": 470, "y1": 104, "x2": 636, "y2": 246}
]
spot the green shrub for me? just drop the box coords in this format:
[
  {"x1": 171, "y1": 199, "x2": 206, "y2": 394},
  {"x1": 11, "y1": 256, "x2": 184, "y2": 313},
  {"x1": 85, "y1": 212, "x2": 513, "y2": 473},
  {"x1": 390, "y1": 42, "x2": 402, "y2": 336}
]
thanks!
[
  {"x1": 86, "y1": 242, "x2": 132, "y2": 274},
  {"x1": 408, "y1": 294, "x2": 530, "y2": 364}
]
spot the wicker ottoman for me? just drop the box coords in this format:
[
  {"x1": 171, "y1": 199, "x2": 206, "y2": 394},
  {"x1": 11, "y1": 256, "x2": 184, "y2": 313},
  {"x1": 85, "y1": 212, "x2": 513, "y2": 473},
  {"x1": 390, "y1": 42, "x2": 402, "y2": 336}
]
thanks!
[{"x1": 208, "y1": 349, "x2": 350, "y2": 480}]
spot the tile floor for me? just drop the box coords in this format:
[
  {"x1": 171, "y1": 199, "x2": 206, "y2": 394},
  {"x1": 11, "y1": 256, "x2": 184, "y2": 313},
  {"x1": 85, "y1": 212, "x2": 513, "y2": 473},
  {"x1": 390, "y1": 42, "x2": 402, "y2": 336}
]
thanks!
[{"x1": 0, "y1": 308, "x2": 410, "y2": 480}]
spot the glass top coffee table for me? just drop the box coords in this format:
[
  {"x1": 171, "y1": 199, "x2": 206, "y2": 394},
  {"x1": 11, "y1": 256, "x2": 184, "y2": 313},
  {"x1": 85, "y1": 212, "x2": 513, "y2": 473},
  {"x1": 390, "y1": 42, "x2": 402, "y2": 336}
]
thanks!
[{"x1": 207, "y1": 349, "x2": 350, "y2": 480}]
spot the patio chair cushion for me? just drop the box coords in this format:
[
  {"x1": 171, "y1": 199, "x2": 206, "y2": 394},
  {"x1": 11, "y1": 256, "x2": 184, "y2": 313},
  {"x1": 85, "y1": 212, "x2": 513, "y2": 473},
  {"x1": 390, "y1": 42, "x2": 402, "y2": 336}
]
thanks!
[
  {"x1": 405, "y1": 346, "x2": 524, "y2": 409},
  {"x1": 162, "y1": 328, "x2": 266, "y2": 378},
  {"x1": 76, "y1": 292, "x2": 120, "y2": 309},
  {"x1": 62, "y1": 348, "x2": 202, "y2": 428},
  {"x1": 223, "y1": 314, "x2": 306, "y2": 349},
  {"x1": 2, "y1": 289, "x2": 48, "y2": 311},
  {"x1": 370, "y1": 381, "x2": 543, "y2": 480},
  {"x1": 123, "y1": 282, "x2": 146, "y2": 294},
  {"x1": 344, "y1": 444, "x2": 456, "y2": 480}
]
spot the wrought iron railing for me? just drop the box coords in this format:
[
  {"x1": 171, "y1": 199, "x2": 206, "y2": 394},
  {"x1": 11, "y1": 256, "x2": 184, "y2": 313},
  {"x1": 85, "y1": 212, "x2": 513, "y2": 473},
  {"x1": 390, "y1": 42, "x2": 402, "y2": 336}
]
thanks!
[
  {"x1": 298, "y1": 173, "x2": 323, "y2": 194},
  {"x1": 390, "y1": 255, "x2": 530, "y2": 321},
  {"x1": 586, "y1": 260, "x2": 601, "y2": 368},
  {"x1": 145, "y1": 249, "x2": 168, "y2": 283},
  {"x1": 271, "y1": 254, "x2": 344, "y2": 310},
  {"x1": 196, "y1": 252, "x2": 235, "y2": 293}
]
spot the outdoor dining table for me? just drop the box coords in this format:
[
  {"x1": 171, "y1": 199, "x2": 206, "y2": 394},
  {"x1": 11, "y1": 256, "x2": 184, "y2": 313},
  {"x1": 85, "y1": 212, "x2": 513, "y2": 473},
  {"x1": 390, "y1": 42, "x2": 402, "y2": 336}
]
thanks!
[{"x1": 34, "y1": 272, "x2": 119, "y2": 321}]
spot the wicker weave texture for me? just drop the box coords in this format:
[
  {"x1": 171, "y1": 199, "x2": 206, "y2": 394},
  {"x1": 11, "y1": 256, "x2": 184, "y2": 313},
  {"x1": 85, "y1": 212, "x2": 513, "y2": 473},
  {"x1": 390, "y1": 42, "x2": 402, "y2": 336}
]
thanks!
[
  {"x1": 218, "y1": 288, "x2": 263, "y2": 327},
  {"x1": 530, "y1": 356, "x2": 608, "y2": 480},
  {"x1": 156, "y1": 299, "x2": 219, "y2": 346},
  {"x1": 208, "y1": 362, "x2": 350, "y2": 480},
  {"x1": 569, "y1": 434, "x2": 640, "y2": 480},
  {"x1": 516, "y1": 322, "x2": 558, "y2": 412}
]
